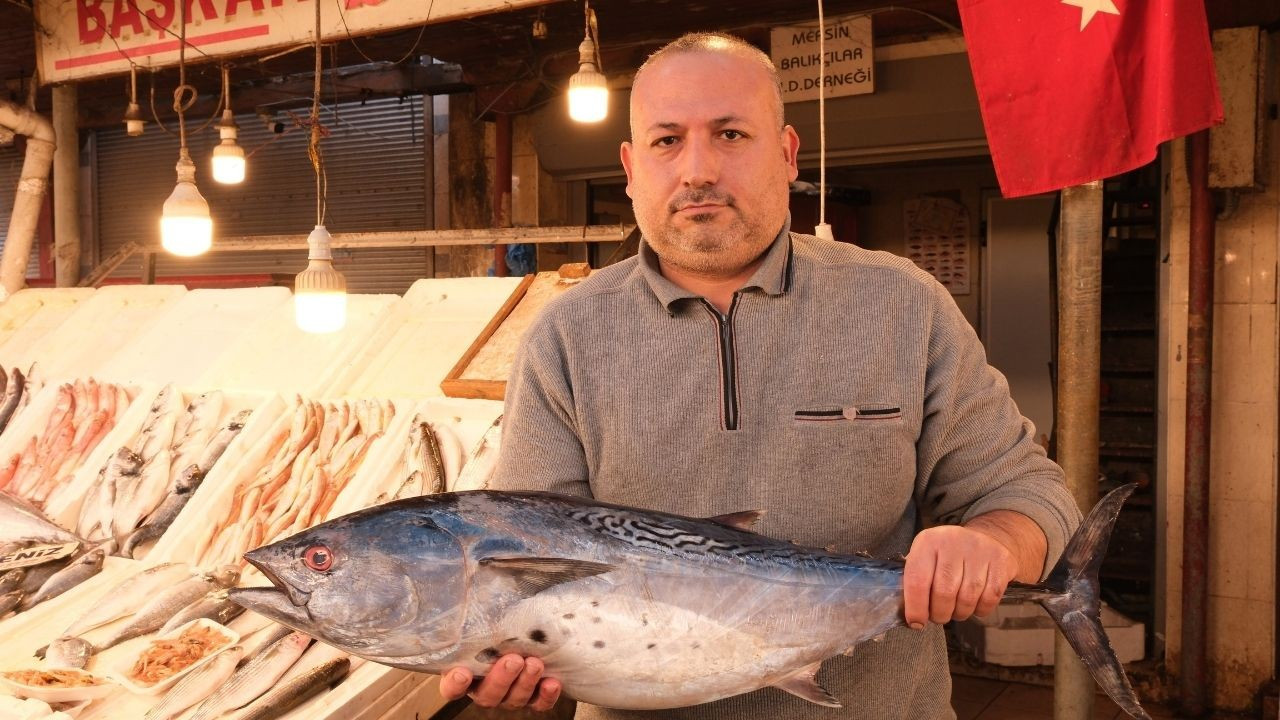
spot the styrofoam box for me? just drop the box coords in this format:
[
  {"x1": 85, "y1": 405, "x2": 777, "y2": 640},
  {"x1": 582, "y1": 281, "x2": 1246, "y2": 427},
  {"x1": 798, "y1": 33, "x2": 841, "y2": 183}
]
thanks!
[
  {"x1": 0, "y1": 288, "x2": 96, "y2": 364},
  {"x1": 40, "y1": 381, "x2": 159, "y2": 533},
  {"x1": 198, "y1": 294, "x2": 403, "y2": 397},
  {"x1": 341, "y1": 277, "x2": 524, "y2": 399},
  {"x1": 5, "y1": 285, "x2": 185, "y2": 384},
  {"x1": 95, "y1": 287, "x2": 292, "y2": 388},
  {"x1": 329, "y1": 396, "x2": 505, "y2": 516},
  {"x1": 147, "y1": 393, "x2": 291, "y2": 565},
  {"x1": 952, "y1": 600, "x2": 1145, "y2": 666}
]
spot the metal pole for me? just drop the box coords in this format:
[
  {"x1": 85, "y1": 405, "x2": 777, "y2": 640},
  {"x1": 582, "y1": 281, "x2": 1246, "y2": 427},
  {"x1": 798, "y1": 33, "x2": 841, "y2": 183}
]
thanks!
[
  {"x1": 492, "y1": 112, "x2": 512, "y2": 277},
  {"x1": 0, "y1": 100, "x2": 56, "y2": 297},
  {"x1": 52, "y1": 85, "x2": 81, "y2": 287},
  {"x1": 1053, "y1": 179, "x2": 1103, "y2": 720},
  {"x1": 1179, "y1": 128, "x2": 1214, "y2": 718}
]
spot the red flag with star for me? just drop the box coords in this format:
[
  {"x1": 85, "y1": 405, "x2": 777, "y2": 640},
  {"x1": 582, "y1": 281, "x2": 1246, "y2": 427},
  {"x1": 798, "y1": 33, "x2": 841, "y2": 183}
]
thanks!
[{"x1": 958, "y1": 0, "x2": 1223, "y2": 197}]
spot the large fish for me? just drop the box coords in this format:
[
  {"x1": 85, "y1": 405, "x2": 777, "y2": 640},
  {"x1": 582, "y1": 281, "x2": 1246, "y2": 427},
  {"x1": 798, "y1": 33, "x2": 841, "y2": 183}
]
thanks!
[
  {"x1": 0, "y1": 490, "x2": 85, "y2": 546},
  {"x1": 230, "y1": 485, "x2": 1150, "y2": 719}
]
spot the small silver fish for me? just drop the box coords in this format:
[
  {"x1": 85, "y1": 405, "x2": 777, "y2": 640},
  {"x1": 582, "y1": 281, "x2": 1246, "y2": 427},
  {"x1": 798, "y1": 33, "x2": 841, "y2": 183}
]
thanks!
[
  {"x1": 188, "y1": 631, "x2": 312, "y2": 720},
  {"x1": 451, "y1": 415, "x2": 502, "y2": 492},
  {"x1": 237, "y1": 656, "x2": 351, "y2": 720},
  {"x1": 0, "y1": 568, "x2": 25, "y2": 595},
  {"x1": 145, "y1": 644, "x2": 246, "y2": 720},
  {"x1": 159, "y1": 588, "x2": 245, "y2": 635},
  {"x1": 0, "y1": 366, "x2": 25, "y2": 436},
  {"x1": 61, "y1": 561, "x2": 191, "y2": 637},
  {"x1": 0, "y1": 590, "x2": 21, "y2": 615},
  {"x1": 95, "y1": 565, "x2": 240, "y2": 652},
  {"x1": 195, "y1": 409, "x2": 251, "y2": 473},
  {"x1": 44, "y1": 636, "x2": 94, "y2": 669},
  {"x1": 17, "y1": 549, "x2": 105, "y2": 612},
  {"x1": 122, "y1": 464, "x2": 206, "y2": 559}
]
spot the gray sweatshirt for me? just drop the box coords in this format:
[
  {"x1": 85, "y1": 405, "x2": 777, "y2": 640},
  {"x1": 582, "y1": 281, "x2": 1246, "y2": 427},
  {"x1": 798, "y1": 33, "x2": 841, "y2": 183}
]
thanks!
[{"x1": 491, "y1": 227, "x2": 1081, "y2": 720}]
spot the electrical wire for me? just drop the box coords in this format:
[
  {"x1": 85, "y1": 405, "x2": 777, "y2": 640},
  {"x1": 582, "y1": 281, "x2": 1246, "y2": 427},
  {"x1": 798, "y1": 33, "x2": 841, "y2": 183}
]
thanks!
[
  {"x1": 332, "y1": 0, "x2": 432, "y2": 66},
  {"x1": 818, "y1": 0, "x2": 826, "y2": 229},
  {"x1": 310, "y1": 0, "x2": 327, "y2": 226}
]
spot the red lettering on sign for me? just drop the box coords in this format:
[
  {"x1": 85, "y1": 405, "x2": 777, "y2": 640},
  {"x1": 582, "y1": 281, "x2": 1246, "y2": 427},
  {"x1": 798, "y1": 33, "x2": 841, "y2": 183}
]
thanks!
[
  {"x1": 110, "y1": 0, "x2": 145, "y2": 38},
  {"x1": 187, "y1": 0, "x2": 220, "y2": 21},
  {"x1": 225, "y1": 0, "x2": 265, "y2": 16},
  {"x1": 146, "y1": 0, "x2": 175, "y2": 35},
  {"x1": 77, "y1": 0, "x2": 107, "y2": 44}
]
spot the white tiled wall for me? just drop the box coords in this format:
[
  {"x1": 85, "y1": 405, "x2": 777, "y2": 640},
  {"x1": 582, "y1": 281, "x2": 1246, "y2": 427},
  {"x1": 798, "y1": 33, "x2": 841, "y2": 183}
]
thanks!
[{"x1": 1159, "y1": 108, "x2": 1279, "y2": 709}]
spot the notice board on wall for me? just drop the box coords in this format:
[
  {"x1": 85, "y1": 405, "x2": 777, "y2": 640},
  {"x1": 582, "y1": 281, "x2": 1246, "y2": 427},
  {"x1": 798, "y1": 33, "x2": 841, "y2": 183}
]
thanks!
[{"x1": 903, "y1": 195, "x2": 971, "y2": 295}]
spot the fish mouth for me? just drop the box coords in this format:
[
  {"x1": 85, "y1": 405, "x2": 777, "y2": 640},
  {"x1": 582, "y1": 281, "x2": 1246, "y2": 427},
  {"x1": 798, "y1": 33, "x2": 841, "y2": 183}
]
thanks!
[{"x1": 243, "y1": 548, "x2": 311, "y2": 607}]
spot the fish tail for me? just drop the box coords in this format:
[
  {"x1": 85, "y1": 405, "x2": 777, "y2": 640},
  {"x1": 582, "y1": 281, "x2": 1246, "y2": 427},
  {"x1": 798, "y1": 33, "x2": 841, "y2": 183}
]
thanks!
[{"x1": 1011, "y1": 483, "x2": 1150, "y2": 720}]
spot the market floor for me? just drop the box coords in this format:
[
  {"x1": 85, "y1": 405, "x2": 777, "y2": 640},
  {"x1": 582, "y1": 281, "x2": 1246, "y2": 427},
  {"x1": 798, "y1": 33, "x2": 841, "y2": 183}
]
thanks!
[{"x1": 952, "y1": 675, "x2": 1179, "y2": 720}]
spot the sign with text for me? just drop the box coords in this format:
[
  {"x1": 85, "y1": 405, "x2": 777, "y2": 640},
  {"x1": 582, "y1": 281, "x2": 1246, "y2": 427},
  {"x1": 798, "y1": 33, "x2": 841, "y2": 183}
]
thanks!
[
  {"x1": 770, "y1": 15, "x2": 874, "y2": 103},
  {"x1": 34, "y1": 0, "x2": 547, "y2": 84}
]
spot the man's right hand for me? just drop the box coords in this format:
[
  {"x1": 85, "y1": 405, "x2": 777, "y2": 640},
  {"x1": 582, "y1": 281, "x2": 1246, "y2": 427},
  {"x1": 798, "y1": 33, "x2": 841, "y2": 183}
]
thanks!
[{"x1": 439, "y1": 654, "x2": 562, "y2": 711}]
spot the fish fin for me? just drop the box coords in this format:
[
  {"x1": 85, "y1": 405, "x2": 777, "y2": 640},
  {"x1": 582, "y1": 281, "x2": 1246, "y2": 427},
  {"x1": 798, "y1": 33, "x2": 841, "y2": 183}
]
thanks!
[
  {"x1": 1012, "y1": 484, "x2": 1151, "y2": 720},
  {"x1": 772, "y1": 662, "x2": 841, "y2": 708},
  {"x1": 478, "y1": 557, "x2": 613, "y2": 597},
  {"x1": 704, "y1": 510, "x2": 764, "y2": 530}
]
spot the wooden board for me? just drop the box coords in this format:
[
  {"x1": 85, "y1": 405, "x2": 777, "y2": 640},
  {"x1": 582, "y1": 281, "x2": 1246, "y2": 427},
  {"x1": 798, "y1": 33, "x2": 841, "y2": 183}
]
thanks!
[{"x1": 441, "y1": 264, "x2": 591, "y2": 401}]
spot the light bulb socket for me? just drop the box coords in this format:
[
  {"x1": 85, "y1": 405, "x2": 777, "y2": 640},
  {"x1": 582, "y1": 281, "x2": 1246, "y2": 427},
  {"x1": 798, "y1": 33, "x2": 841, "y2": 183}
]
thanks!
[
  {"x1": 305, "y1": 224, "x2": 335, "y2": 261},
  {"x1": 217, "y1": 108, "x2": 239, "y2": 140},
  {"x1": 174, "y1": 149, "x2": 197, "y2": 183},
  {"x1": 124, "y1": 102, "x2": 145, "y2": 136},
  {"x1": 577, "y1": 36, "x2": 597, "y2": 66}
]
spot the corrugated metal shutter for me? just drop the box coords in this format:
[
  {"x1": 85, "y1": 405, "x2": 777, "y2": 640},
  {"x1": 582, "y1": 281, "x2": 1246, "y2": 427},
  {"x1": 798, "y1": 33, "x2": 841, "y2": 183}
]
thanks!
[
  {"x1": 0, "y1": 142, "x2": 43, "y2": 280},
  {"x1": 95, "y1": 96, "x2": 430, "y2": 293}
]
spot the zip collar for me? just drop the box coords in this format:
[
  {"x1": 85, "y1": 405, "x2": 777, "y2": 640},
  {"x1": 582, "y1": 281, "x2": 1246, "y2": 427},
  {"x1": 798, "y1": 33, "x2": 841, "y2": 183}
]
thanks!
[{"x1": 638, "y1": 217, "x2": 794, "y2": 313}]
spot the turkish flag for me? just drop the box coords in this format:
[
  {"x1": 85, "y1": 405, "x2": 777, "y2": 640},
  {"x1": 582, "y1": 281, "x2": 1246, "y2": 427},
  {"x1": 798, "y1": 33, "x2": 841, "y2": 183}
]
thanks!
[{"x1": 958, "y1": 0, "x2": 1223, "y2": 198}]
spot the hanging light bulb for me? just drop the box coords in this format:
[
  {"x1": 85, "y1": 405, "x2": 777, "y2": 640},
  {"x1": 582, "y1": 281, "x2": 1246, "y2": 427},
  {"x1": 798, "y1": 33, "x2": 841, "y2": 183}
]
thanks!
[
  {"x1": 211, "y1": 66, "x2": 245, "y2": 184},
  {"x1": 531, "y1": 7, "x2": 548, "y2": 40},
  {"x1": 124, "y1": 65, "x2": 145, "y2": 136},
  {"x1": 294, "y1": 0, "x2": 347, "y2": 333},
  {"x1": 567, "y1": 1, "x2": 607, "y2": 123},
  {"x1": 295, "y1": 225, "x2": 347, "y2": 333},
  {"x1": 124, "y1": 102, "x2": 146, "y2": 137},
  {"x1": 160, "y1": 149, "x2": 213, "y2": 256},
  {"x1": 212, "y1": 109, "x2": 245, "y2": 184},
  {"x1": 160, "y1": 0, "x2": 212, "y2": 256}
]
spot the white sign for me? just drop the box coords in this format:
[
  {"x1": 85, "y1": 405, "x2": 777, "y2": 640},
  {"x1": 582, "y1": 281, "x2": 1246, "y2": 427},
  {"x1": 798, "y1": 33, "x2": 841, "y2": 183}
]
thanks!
[
  {"x1": 0, "y1": 541, "x2": 80, "y2": 571},
  {"x1": 34, "y1": 0, "x2": 548, "y2": 84},
  {"x1": 770, "y1": 15, "x2": 874, "y2": 103}
]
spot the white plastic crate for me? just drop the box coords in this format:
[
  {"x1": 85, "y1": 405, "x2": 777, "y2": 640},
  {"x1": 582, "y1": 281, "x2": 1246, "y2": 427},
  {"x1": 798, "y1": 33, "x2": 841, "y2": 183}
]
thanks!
[{"x1": 952, "y1": 600, "x2": 1145, "y2": 666}]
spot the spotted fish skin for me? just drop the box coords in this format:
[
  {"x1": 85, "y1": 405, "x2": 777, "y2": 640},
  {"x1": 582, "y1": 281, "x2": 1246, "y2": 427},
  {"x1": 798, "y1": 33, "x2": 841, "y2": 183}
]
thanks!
[{"x1": 230, "y1": 487, "x2": 1148, "y2": 718}]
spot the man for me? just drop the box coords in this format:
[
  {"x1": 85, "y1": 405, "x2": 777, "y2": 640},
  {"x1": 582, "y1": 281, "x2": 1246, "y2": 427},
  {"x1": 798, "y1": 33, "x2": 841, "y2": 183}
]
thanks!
[{"x1": 440, "y1": 33, "x2": 1080, "y2": 718}]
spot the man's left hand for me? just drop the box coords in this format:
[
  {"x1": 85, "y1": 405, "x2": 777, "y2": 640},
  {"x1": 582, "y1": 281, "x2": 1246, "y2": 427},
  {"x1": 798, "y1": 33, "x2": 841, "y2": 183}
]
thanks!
[{"x1": 901, "y1": 510, "x2": 1046, "y2": 628}]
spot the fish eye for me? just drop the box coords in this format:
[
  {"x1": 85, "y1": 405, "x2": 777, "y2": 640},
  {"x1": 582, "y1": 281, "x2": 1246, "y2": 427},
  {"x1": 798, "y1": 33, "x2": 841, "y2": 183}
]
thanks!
[{"x1": 302, "y1": 545, "x2": 334, "y2": 572}]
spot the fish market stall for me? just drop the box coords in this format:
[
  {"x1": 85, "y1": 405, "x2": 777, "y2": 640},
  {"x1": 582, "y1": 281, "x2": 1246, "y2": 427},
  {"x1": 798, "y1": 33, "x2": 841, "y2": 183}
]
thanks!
[
  {"x1": 0, "y1": 281, "x2": 522, "y2": 720},
  {"x1": 198, "y1": 294, "x2": 403, "y2": 397},
  {"x1": 95, "y1": 287, "x2": 293, "y2": 388},
  {"x1": 335, "y1": 277, "x2": 525, "y2": 399},
  {"x1": 0, "y1": 285, "x2": 185, "y2": 384},
  {"x1": 0, "y1": 289, "x2": 96, "y2": 370}
]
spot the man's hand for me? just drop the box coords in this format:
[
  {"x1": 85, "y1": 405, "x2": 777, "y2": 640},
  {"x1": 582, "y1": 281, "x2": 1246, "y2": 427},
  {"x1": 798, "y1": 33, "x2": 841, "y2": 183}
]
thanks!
[
  {"x1": 902, "y1": 510, "x2": 1047, "y2": 629},
  {"x1": 438, "y1": 654, "x2": 562, "y2": 711}
]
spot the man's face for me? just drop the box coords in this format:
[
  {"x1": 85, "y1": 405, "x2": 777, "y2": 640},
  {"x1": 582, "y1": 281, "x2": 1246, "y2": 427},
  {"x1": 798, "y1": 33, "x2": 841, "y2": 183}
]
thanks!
[{"x1": 621, "y1": 50, "x2": 800, "y2": 278}]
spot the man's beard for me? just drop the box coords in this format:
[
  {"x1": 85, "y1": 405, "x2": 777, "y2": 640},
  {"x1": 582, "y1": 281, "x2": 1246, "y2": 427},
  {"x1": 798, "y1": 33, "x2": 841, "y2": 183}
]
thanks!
[{"x1": 640, "y1": 189, "x2": 773, "y2": 275}]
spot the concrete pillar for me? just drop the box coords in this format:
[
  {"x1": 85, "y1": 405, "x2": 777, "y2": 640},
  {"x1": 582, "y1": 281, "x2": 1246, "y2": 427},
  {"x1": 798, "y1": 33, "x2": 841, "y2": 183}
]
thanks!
[{"x1": 52, "y1": 84, "x2": 81, "y2": 287}]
